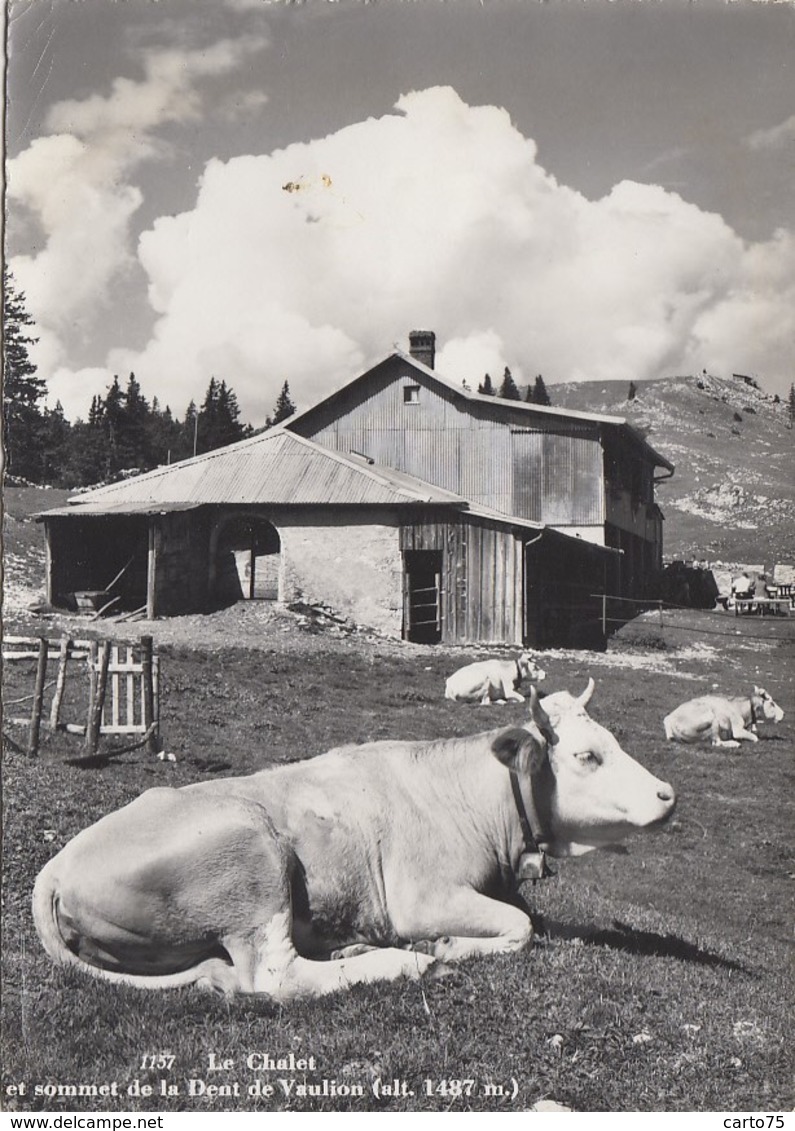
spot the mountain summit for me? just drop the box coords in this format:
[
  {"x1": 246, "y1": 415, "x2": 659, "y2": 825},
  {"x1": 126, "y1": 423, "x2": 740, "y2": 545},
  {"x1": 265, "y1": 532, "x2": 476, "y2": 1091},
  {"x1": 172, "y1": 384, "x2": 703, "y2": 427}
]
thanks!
[{"x1": 550, "y1": 373, "x2": 793, "y2": 565}]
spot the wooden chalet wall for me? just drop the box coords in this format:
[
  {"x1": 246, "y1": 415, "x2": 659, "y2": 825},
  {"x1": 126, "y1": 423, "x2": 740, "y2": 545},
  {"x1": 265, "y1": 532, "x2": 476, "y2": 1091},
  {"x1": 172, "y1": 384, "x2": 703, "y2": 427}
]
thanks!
[
  {"x1": 293, "y1": 357, "x2": 606, "y2": 531},
  {"x1": 400, "y1": 511, "x2": 524, "y2": 645}
]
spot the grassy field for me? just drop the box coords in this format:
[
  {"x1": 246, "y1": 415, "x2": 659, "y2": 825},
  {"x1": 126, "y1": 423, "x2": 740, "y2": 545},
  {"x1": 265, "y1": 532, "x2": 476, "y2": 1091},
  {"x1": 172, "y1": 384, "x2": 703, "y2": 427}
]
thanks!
[{"x1": 2, "y1": 602, "x2": 793, "y2": 1113}]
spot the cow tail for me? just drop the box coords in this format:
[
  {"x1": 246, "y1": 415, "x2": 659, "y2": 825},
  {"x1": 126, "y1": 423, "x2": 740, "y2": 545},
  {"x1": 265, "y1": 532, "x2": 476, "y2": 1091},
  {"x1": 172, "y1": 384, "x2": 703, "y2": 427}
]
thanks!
[{"x1": 31, "y1": 863, "x2": 78, "y2": 970}]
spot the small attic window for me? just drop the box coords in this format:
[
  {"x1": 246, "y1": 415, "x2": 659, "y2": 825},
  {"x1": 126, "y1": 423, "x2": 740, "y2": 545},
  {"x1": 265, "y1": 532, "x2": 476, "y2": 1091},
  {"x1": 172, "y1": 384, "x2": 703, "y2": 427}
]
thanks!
[{"x1": 403, "y1": 384, "x2": 421, "y2": 405}]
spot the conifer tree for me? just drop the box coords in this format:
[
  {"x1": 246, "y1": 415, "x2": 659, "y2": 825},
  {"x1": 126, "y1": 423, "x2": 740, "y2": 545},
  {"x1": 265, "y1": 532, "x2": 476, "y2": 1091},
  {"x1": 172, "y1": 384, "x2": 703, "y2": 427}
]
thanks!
[
  {"x1": 627, "y1": 381, "x2": 637, "y2": 401},
  {"x1": 3, "y1": 270, "x2": 47, "y2": 480},
  {"x1": 478, "y1": 373, "x2": 495, "y2": 396},
  {"x1": 271, "y1": 380, "x2": 296, "y2": 425},
  {"x1": 196, "y1": 378, "x2": 248, "y2": 452},
  {"x1": 499, "y1": 367, "x2": 521, "y2": 400},
  {"x1": 532, "y1": 374, "x2": 551, "y2": 406},
  {"x1": 39, "y1": 402, "x2": 70, "y2": 484}
]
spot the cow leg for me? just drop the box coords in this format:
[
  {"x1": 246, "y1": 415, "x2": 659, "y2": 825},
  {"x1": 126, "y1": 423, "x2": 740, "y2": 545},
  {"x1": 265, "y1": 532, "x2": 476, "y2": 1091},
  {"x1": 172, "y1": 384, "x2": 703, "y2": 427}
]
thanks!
[
  {"x1": 400, "y1": 888, "x2": 535, "y2": 964},
  {"x1": 330, "y1": 943, "x2": 377, "y2": 959},
  {"x1": 730, "y1": 726, "x2": 758, "y2": 743},
  {"x1": 710, "y1": 714, "x2": 741, "y2": 747},
  {"x1": 237, "y1": 912, "x2": 437, "y2": 1000}
]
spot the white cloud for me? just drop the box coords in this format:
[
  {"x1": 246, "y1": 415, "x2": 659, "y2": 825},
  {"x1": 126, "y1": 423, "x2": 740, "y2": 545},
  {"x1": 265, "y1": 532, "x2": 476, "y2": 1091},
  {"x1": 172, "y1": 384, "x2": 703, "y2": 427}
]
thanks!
[
  {"x1": 20, "y1": 84, "x2": 795, "y2": 422},
  {"x1": 7, "y1": 36, "x2": 267, "y2": 369},
  {"x1": 746, "y1": 114, "x2": 795, "y2": 152},
  {"x1": 218, "y1": 89, "x2": 270, "y2": 122},
  {"x1": 436, "y1": 331, "x2": 512, "y2": 390}
]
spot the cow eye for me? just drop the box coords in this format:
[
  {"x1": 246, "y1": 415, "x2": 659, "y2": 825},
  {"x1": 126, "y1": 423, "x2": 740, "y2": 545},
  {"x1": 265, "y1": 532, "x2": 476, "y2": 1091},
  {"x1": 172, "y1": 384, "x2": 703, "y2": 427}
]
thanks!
[{"x1": 576, "y1": 750, "x2": 601, "y2": 768}]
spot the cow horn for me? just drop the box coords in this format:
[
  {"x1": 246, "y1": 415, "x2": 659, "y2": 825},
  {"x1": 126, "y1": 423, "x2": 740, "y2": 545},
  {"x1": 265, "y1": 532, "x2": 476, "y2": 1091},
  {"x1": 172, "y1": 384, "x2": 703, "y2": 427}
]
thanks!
[
  {"x1": 577, "y1": 678, "x2": 595, "y2": 707},
  {"x1": 528, "y1": 686, "x2": 557, "y2": 745}
]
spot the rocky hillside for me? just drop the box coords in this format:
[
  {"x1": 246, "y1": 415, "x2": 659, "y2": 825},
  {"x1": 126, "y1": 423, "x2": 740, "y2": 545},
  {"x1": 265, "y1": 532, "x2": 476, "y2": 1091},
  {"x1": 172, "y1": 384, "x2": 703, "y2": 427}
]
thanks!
[{"x1": 549, "y1": 373, "x2": 794, "y2": 568}]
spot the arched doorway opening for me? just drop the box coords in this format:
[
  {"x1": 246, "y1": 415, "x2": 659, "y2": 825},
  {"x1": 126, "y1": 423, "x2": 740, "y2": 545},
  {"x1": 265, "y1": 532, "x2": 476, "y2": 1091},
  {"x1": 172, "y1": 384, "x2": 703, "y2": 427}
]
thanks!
[{"x1": 214, "y1": 516, "x2": 281, "y2": 604}]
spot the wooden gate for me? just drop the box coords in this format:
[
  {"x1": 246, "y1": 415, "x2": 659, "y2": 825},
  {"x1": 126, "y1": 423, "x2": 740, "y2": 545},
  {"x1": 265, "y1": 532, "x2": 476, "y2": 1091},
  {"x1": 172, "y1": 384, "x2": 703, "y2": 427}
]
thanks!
[
  {"x1": 403, "y1": 550, "x2": 443, "y2": 644},
  {"x1": 2, "y1": 635, "x2": 161, "y2": 756}
]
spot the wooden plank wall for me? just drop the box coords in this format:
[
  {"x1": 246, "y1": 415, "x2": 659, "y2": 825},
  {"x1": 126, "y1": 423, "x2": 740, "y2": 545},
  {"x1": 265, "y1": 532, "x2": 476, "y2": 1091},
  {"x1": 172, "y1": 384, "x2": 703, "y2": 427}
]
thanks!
[
  {"x1": 465, "y1": 520, "x2": 523, "y2": 644},
  {"x1": 400, "y1": 514, "x2": 523, "y2": 645},
  {"x1": 298, "y1": 360, "x2": 610, "y2": 526}
]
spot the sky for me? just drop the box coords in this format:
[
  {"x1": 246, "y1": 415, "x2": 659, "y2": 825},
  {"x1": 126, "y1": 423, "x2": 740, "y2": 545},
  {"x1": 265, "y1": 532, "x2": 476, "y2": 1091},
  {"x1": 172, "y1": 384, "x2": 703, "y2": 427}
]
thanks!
[{"x1": 5, "y1": 0, "x2": 795, "y2": 427}]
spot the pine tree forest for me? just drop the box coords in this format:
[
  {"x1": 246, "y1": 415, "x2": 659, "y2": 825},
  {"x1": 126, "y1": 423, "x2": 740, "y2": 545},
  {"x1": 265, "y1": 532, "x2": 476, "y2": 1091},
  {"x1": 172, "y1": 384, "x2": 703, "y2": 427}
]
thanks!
[{"x1": 1, "y1": 272, "x2": 295, "y2": 489}]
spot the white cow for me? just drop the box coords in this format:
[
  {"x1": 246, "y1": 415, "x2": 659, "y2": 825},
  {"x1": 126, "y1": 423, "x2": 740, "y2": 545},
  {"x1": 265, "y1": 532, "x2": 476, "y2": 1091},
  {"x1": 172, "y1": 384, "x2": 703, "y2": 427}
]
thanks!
[
  {"x1": 663, "y1": 686, "x2": 784, "y2": 747},
  {"x1": 33, "y1": 680, "x2": 675, "y2": 1001},
  {"x1": 445, "y1": 651, "x2": 546, "y2": 704}
]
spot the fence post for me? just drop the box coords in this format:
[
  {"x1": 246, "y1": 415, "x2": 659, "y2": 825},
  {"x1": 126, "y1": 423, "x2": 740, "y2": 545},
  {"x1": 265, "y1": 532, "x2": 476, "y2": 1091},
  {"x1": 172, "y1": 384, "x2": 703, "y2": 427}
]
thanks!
[
  {"x1": 140, "y1": 635, "x2": 159, "y2": 755},
  {"x1": 659, "y1": 599, "x2": 664, "y2": 628},
  {"x1": 601, "y1": 593, "x2": 607, "y2": 637},
  {"x1": 49, "y1": 636, "x2": 70, "y2": 731},
  {"x1": 86, "y1": 640, "x2": 98, "y2": 737},
  {"x1": 85, "y1": 641, "x2": 110, "y2": 753},
  {"x1": 27, "y1": 638, "x2": 49, "y2": 756}
]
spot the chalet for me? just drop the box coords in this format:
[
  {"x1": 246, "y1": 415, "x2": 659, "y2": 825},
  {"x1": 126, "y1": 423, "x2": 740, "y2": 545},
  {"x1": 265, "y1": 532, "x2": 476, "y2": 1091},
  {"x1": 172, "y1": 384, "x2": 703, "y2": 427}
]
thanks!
[{"x1": 37, "y1": 332, "x2": 673, "y2": 649}]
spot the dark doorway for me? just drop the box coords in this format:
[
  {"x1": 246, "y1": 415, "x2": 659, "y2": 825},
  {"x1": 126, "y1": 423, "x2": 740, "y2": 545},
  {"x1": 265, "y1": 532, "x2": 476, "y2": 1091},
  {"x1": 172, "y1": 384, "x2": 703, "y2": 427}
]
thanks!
[
  {"x1": 215, "y1": 518, "x2": 281, "y2": 603},
  {"x1": 524, "y1": 537, "x2": 607, "y2": 650},
  {"x1": 404, "y1": 550, "x2": 443, "y2": 643}
]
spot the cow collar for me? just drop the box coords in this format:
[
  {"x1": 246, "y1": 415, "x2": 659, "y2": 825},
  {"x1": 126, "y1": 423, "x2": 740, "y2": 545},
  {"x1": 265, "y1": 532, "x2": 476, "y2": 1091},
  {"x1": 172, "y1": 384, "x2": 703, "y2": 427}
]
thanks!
[{"x1": 509, "y1": 767, "x2": 553, "y2": 881}]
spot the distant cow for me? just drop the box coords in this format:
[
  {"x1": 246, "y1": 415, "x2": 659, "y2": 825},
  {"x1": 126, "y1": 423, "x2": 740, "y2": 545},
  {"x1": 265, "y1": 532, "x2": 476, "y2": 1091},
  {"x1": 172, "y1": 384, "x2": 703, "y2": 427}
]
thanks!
[
  {"x1": 33, "y1": 680, "x2": 675, "y2": 1001},
  {"x1": 663, "y1": 687, "x2": 783, "y2": 747},
  {"x1": 445, "y1": 651, "x2": 546, "y2": 705}
]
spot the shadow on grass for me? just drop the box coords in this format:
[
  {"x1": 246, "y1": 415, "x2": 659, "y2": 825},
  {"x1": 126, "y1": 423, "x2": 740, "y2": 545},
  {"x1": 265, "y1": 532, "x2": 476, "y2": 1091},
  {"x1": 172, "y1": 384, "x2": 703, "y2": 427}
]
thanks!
[{"x1": 536, "y1": 916, "x2": 753, "y2": 975}]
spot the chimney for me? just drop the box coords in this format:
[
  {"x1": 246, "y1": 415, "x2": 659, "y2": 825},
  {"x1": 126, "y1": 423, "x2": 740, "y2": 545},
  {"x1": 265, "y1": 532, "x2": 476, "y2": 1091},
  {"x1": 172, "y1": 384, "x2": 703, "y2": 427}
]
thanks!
[{"x1": 408, "y1": 330, "x2": 436, "y2": 370}]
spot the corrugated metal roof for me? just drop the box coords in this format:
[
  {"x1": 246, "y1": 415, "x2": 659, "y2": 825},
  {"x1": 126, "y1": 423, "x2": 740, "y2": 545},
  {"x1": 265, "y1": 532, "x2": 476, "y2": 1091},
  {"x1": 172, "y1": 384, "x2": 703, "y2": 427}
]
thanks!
[
  {"x1": 36, "y1": 501, "x2": 201, "y2": 518},
  {"x1": 36, "y1": 431, "x2": 616, "y2": 558},
  {"x1": 463, "y1": 501, "x2": 544, "y2": 532},
  {"x1": 43, "y1": 429, "x2": 469, "y2": 514},
  {"x1": 462, "y1": 502, "x2": 618, "y2": 554}
]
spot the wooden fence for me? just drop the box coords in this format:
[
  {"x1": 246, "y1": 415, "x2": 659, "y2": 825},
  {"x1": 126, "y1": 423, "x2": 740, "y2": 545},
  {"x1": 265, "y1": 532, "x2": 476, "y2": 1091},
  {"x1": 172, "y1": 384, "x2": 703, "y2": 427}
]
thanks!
[{"x1": 3, "y1": 634, "x2": 161, "y2": 757}]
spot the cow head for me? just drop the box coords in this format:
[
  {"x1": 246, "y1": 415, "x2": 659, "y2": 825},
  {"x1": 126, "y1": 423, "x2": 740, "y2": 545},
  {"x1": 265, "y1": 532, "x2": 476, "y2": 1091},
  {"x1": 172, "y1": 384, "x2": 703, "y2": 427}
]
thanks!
[
  {"x1": 518, "y1": 651, "x2": 546, "y2": 684},
  {"x1": 752, "y1": 687, "x2": 784, "y2": 723},
  {"x1": 491, "y1": 680, "x2": 675, "y2": 857}
]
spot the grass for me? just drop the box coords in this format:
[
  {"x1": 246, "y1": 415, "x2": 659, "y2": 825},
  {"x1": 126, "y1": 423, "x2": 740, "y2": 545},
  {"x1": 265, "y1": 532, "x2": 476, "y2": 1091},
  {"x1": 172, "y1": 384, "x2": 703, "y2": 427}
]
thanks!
[{"x1": 2, "y1": 607, "x2": 793, "y2": 1113}]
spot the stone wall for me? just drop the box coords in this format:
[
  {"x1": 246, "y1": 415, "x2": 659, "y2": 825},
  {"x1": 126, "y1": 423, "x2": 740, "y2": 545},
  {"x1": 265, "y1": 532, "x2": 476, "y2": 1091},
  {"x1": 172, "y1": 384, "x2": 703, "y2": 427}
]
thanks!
[{"x1": 278, "y1": 509, "x2": 404, "y2": 637}]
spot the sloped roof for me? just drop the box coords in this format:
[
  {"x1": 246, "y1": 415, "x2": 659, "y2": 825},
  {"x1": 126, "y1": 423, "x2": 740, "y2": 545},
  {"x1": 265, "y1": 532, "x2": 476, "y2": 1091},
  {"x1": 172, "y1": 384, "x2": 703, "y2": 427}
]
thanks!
[
  {"x1": 287, "y1": 349, "x2": 674, "y2": 473},
  {"x1": 40, "y1": 428, "x2": 469, "y2": 514},
  {"x1": 37, "y1": 427, "x2": 617, "y2": 556}
]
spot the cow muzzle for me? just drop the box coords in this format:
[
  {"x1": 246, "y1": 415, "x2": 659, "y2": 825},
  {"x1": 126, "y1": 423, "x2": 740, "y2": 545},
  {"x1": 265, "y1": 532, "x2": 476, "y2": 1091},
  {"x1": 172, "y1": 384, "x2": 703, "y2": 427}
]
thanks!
[{"x1": 650, "y1": 782, "x2": 677, "y2": 825}]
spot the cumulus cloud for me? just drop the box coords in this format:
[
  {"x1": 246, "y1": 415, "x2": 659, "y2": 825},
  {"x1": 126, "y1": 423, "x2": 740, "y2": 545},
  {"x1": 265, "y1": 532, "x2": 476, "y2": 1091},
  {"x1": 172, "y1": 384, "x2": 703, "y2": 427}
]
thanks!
[
  {"x1": 7, "y1": 37, "x2": 267, "y2": 373},
  {"x1": 17, "y1": 84, "x2": 795, "y2": 422}
]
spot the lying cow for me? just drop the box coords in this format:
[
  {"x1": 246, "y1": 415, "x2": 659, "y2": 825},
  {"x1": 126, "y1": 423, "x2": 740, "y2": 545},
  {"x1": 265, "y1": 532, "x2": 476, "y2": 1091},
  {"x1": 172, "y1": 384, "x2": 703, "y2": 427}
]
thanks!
[
  {"x1": 663, "y1": 686, "x2": 784, "y2": 747},
  {"x1": 445, "y1": 651, "x2": 546, "y2": 705},
  {"x1": 34, "y1": 679, "x2": 675, "y2": 1001}
]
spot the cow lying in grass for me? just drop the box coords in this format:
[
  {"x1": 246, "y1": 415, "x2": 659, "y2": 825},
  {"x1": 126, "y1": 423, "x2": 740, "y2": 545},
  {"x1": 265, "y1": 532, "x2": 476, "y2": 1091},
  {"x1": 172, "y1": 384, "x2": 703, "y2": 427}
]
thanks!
[
  {"x1": 445, "y1": 651, "x2": 546, "y2": 704},
  {"x1": 663, "y1": 687, "x2": 783, "y2": 748},
  {"x1": 34, "y1": 680, "x2": 675, "y2": 1001}
]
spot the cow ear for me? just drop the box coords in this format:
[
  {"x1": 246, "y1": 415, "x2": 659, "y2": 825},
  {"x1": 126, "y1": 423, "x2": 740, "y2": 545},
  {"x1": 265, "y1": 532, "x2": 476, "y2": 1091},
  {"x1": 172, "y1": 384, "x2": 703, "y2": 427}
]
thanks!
[{"x1": 491, "y1": 726, "x2": 548, "y2": 774}]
